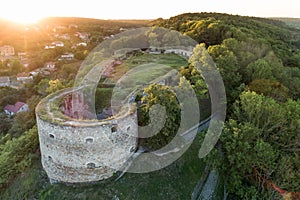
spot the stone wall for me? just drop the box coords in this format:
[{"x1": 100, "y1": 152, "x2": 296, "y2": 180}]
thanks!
[{"x1": 36, "y1": 88, "x2": 138, "y2": 183}]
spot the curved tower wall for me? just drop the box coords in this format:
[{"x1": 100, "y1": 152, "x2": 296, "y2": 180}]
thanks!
[{"x1": 36, "y1": 89, "x2": 138, "y2": 183}]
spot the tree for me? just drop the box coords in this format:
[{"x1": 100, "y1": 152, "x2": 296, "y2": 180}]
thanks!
[
  {"x1": 219, "y1": 120, "x2": 278, "y2": 198},
  {"x1": 35, "y1": 78, "x2": 50, "y2": 96},
  {"x1": 0, "y1": 113, "x2": 13, "y2": 137},
  {"x1": 74, "y1": 51, "x2": 86, "y2": 60},
  {"x1": 162, "y1": 30, "x2": 181, "y2": 46},
  {"x1": 46, "y1": 79, "x2": 64, "y2": 94},
  {"x1": 184, "y1": 19, "x2": 228, "y2": 45},
  {"x1": 138, "y1": 84, "x2": 181, "y2": 150},
  {"x1": 147, "y1": 31, "x2": 161, "y2": 47},
  {"x1": 216, "y1": 91, "x2": 300, "y2": 197},
  {"x1": 8, "y1": 95, "x2": 41, "y2": 138},
  {"x1": 0, "y1": 61, "x2": 4, "y2": 70},
  {"x1": 153, "y1": 11, "x2": 300, "y2": 199},
  {"x1": 0, "y1": 87, "x2": 19, "y2": 108},
  {"x1": 222, "y1": 38, "x2": 269, "y2": 74},
  {"x1": 280, "y1": 67, "x2": 300, "y2": 99},
  {"x1": 248, "y1": 79, "x2": 289, "y2": 102},
  {"x1": 0, "y1": 126, "x2": 39, "y2": 188},
  {"x1": 208, "y1": 44, "x2": 242, "y2": 102},
  {"x1": 180, "y1": 65, "x2": 208, "y2": 100},
  {"x1": 246, "y1": 59, "x2": 274, "y2": 82},
  {"x1": 10, "y1": 60, "x2": 22, "y2": 75}
]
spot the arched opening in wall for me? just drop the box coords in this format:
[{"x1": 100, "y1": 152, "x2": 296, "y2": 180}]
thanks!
[
  {"x1": 49, "y1": 134, "x2": 55, "y2": 139},
  {"x1": 85, "y1": 137, "x2": 94, "y2": 143},
  {"x1": 48, "y1": 156, "x2": 53, "y2": 161},
  {"x1": 130, "y1": 146, "x2": 137, "y2": 152},
  {"x1": 111, "y1": 125, "x2": 117, "y2": 133},
  {"x1": 87, "y1": 162, "x2": 96, "y2": 169},
  {"x1": 127, "y1": 126, "x2": 130, "y2": 132}
]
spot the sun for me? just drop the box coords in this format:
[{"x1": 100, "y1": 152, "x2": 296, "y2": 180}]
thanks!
[
  {"x1": 4, "y1": 15, "x2": 42, "y2": 24},
  {"x1": 0, "y1": 9, "x2": 45, "y2": 25},
  {"x1": 0, "y1": 0, "x2": 49, "y2": 24}
]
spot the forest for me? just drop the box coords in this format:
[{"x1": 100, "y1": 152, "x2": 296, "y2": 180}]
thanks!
[
  {"x1": 153, "y1": 12, "x2": 300, "y2": 199},
  {"x1": 0, "y1": 13, "x2": 299, "y2": 199}
]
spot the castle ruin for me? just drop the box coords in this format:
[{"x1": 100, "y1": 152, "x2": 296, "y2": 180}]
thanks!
[{"x1": 36, "y1": 88, "x2": 138, "y2": 183}]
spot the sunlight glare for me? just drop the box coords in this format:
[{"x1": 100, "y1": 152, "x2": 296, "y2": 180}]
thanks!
[
  {"x1": 4, "y1": 15, "x2": 41, "y2": 24},
  {"x1": 0, "y1": 0, "x2": 299, "y2": 22}
]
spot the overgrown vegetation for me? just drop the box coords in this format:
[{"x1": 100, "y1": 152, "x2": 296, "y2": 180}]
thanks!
[{"x1": 154, "y1": 12, "x2": 300, "y2": 198}]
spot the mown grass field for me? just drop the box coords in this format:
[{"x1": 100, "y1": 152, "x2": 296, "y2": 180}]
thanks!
[{"x1": 108, "y1": 53, "x2": 188, "y2": 83}]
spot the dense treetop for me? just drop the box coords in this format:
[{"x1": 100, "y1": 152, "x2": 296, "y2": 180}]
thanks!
[{"x1": 154, "y1": 12, "x2": 300, "y2": 199}]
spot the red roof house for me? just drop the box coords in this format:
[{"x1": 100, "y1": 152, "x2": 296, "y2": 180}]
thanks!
[{"x1": 4, "y1": 102, "x2": 29, "y2": 115}]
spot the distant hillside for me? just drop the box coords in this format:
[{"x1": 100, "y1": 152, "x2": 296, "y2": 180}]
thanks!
[
  {"x1": 39, "y1": 17, "x2": 150, "y2": 30},
  {"x1": 0, "y1": 17, "x2": 150, "y2": 53},
  {"x1": 153, "y1": 12, "x2": 300, "y2": 67},
  {"x1": 271, "y1": 17, "x2": 300, "y2": 29}
]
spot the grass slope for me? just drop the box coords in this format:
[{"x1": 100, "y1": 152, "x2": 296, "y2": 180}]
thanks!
[{"x1": 1, "y1": 133, "x2": 207, "y2": 200}]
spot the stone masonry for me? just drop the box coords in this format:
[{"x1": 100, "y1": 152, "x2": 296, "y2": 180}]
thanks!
[{"x1": 36, "y1": 88, "x2": 138, "y2": 183}]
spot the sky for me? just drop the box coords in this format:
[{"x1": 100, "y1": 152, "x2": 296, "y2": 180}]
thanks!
[{"x1": 1, "y1": 0, "x2": 300, "y2": 24}]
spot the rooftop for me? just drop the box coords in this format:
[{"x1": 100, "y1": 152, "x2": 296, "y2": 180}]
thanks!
[
  {"x1": 0, "y1": 76, "x2": 10, "y2": 83},
  {"x1": 4, "y1": 102, "x2": 26, "y2": 113}
]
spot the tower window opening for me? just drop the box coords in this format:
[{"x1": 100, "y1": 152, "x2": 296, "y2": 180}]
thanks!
[
  {"x1": 85, "y1": 137, "x2": 94, "y2": 143},
  {"x1": 111, "y1": 125, "x2": 117, "y2": 133},
  {"x1": 130, "y1": 146, "x2": 137, "y2": 152},
  {"x1": 87, "y1": 162, "x2": 96, "y2": 169},
  {"x1": 48, "y1": 156, "x2": 53, "y2": 161}
]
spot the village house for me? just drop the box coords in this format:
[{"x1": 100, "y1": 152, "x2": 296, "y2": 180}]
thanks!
[
  {"x1": 74, "y1": 32, "x2": 89, "y2": 40},
  {"x1": 77, "y1": 42, "x2": 87, "y2": 47},
  {"x1": 148, "y1": 47, "x2": 163, "y2": 55},
  {"x1": 40, "y1": 68, "x2": 51, "y2": 76},
  {"x1": 17, "y1": 72, "x2": 33, "y2": 83},
  {"x1": 45, "y1": 41, "x2": 64, "y2": 49},
  {"x1": 119, "y1": 27, "x2": 128, "y2": 32},
  {"x1": 53, "y1": 33, "x2": 70, "y2": 40},
  {"x1": 164, "y1": 48, "x2": 192, "y2": 58},
  {"x1": 0, "y1": 76, "x2": 10, "y2": 87},
  {"x1": 45, "y1": 62, "x2": 56, "y2": 70},
  {"x1": 18, "y1": 52, "x2": 27, "y2": 60},
  {"x1": 58, "y1": 53, "x2": 74, "y2": 60},
  {"x1": 58, "y1": 34, "x2": 70, "y2": 40},
  {"x1": 29, "y1": 70, "x2": 40, "y2": 77},
  {"x1": 0, "y1": 45, "x2": 15, "y2": 57},
  {"x1": 52, "y1": 41, "x2": 64, "y2": 47},
  {"x1": 4, "y1": 102, "x2": 29, "y2": 115},
  {"x1": 52, "y1": 25, "x2": 67, "y2": 32},
  {"x1": 44, "y1": 45, "x2": 56, "y2": 49}
]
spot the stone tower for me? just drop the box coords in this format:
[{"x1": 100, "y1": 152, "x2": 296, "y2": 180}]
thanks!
[{"x1": 36, "y1": 88, "x2": 138, "y2": 183}]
